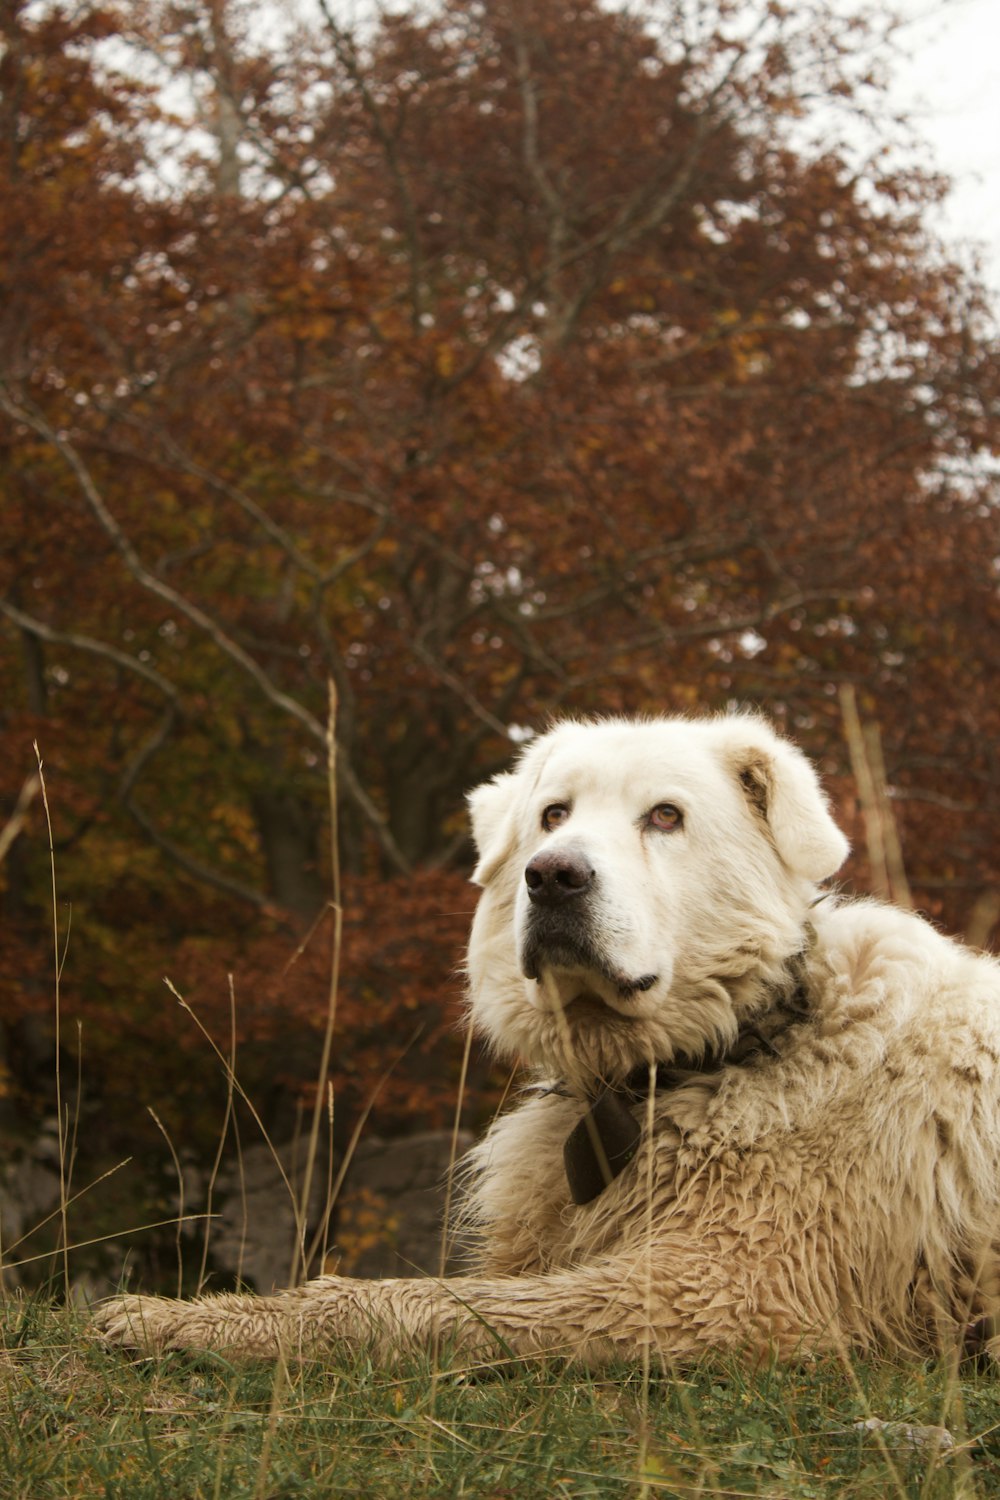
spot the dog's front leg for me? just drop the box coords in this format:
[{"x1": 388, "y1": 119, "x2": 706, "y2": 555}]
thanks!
[{"x1": 94, "y1": 1258, "x2": 689, "y2": 1367}]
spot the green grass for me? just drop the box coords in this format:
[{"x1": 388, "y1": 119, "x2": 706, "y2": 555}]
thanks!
[{"x1": 2, "y1": 1296, "x2": 999, "y2": 1498}]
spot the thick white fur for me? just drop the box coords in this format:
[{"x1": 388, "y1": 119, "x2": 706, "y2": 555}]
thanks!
[{"x1": 96, "y1": 713, "x2": 1000, "y2": 1367}]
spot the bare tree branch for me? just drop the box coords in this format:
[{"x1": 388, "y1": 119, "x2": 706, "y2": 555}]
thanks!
[
  {"x1": 125, "y1": 797, "x2": 277, "y2": 913},
  {"x1": 0, "y1": 597, "x2": 180, "y2": 701},
  {"x1": 0, "y1": 599, "x2": 276, "y2": 902},
  {"x1": 0, "y1": 389, "x2": 411, "y2": 874},
  {"x1": 0, "y1": 774, "x2": 40, "y2": 866},
  {"x1": 316, "y1": 0, "x2": 427, "y2": 326}
]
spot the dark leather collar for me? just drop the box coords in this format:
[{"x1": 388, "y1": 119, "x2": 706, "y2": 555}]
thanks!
[{"x1": 563, "y1": 961, "x2": 812, "y2": 1206}]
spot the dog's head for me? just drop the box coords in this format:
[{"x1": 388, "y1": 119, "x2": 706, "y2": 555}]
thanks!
[{"x1": 465, "y1": 713, "x2": 848, "y2": 1087}]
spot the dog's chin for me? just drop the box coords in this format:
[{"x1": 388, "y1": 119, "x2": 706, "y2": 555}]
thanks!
[
  {"x1": 506, "y1": 968, "x2": 674, "y2": 1088},
  {"x1": 527, "y1": 965, "x2": 665, "y2": 1019}
]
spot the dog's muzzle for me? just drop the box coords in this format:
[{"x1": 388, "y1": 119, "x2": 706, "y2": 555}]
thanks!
[
  {"x1": 520, "y1": 847, "x2": 658, "y2": 1002},
  {"x1": 521, "y1": 844, "x2": 598, "y2": 981}
]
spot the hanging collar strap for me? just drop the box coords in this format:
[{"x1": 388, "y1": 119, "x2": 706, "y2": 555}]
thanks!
[
  {"x1": 563, "y1": 1038, "x2": 775, "y2": 1206},
  {"x1": 563, "y1": 1086, "x2": 644, "y2": 1205}
]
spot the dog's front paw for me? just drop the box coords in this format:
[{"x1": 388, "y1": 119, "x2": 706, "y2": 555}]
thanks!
[
  {"x1": 93, "y1": 1293, "x2": 194, "y2": 1354},
  {"x1": 94, "y1": 1288, "x2": 303, "y2": 1359}
]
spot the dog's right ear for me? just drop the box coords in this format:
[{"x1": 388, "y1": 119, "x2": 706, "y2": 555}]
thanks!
[{"x1": 467, "y1": 773, "x2": 519, "y2": 886}]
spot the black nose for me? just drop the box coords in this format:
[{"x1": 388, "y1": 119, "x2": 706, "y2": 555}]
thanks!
[{"x1": 524, "y1": 847, "x2": 595, "y2": 904}]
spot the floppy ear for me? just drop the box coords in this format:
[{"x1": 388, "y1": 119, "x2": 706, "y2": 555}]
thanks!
[
  {"x1": 466, "y1": 772, "x2": 520, "y2": 886},
  {"x1": 727, "y1": 723, "x2": 849, "y2": 882}
]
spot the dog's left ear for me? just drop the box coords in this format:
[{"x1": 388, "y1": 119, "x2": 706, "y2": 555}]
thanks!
[
  {"x1": 726, "y1": 722, "x2": 849, "y2": 882},
  {"x1": 467, "y1": 773, "x2": 519, "y2": 886}
]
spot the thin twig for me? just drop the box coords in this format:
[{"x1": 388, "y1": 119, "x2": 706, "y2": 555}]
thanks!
[
  {"x1": 840, "y1": 685, "x2": 888, "y2": 899},
  {"x1": 34, "y1": 744, "x2": 71, "y2": 1300},
  {"x1": 862, "y1": 719, "x2": 911, "y2": 909},
  {"x1": 4, "y1": 1215, "x2": 215, "y2": 1274},
  {"x1": 0, "y1": 597, "x2": 179, "y2": 699}
]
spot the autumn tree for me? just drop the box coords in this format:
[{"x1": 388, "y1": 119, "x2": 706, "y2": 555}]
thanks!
[{"x1": 1, "y1": 0, "x2": 998, "y2": 1250}]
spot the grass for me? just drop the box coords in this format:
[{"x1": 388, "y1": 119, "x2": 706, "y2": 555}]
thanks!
[{"x1": 2, "y1": 1294, "x2": 999, "y2": 1498}]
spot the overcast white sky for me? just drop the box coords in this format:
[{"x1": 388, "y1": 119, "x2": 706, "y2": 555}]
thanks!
[{"x1": 891, "y1": 0, "x2": 1000, "y2": 295}]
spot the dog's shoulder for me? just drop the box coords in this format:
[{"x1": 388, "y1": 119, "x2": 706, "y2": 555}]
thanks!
[
  {"x1": 810, "y1": 898, "x2": 1000, "y2": 1032},
  {"x1": 692, "y1": 899, "x2": 1000, "y2": 1149}
]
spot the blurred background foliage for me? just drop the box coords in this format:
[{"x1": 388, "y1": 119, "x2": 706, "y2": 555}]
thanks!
[{"x1": 0, "y1": 0, "x2": 997, "y2": 1283}]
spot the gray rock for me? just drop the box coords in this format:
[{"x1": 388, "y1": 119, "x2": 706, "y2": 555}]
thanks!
[
  {"x1": 333, "y1": 1129, "x2": 473, "y2": 1279},
  {"x1": 207, "y1": 1137, "x2": 330, "y2": 1293},
  {"x1": 0, "y1": 1146, "x2": 62, "y2": 1289}
]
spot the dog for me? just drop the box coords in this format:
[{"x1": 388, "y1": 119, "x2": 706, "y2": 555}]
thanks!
[{"x1": 95, "y1": 712, "x2": 1000, "y2": 1366}]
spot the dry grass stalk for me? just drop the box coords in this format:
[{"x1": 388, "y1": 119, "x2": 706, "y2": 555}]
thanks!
[
  {"x1": 33, "y1": 744, "x2": 72, "y2": 1301},
  {"x1": 195, "y1": 980, "x2": 239, "y2": 1293},
  {"x1": 148, "y1": 1108, "x2": 185, "y2": 1299},
  {"x1": 292, "y1": 679, "x2": 344, "y2": 1285}
]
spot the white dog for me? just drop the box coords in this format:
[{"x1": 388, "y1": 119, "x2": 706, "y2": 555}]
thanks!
[{"x1": 96, "y1": 713, "x2": 1000, "y2": 1365}]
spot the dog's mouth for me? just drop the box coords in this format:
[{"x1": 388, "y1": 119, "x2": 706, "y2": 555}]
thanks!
[
  {"x1": 533, "y1": 974, "x2": 660, "y2": 1022},
  {"x1": 562, "y1": 972, "x2": 658, "y2": 1004},
  {"x1": 521, "y1": 931, "x2": 658, "y2": 1014},
  {"x1": 562, "y1": 989, "x2": 628, "y2": 1021}
]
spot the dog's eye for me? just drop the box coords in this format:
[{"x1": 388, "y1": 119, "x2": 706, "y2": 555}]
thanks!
[
  {"x1": 648, "y1": 803, "x2": 683, "y2": 832},
  {"x1": 542, "y1": 803, "x2": 571, "y2": 831}
]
